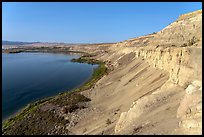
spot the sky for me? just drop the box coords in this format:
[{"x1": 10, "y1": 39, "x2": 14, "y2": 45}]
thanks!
[{"x1": 2, "y1": 2, "x2": 202, "y2": 43}]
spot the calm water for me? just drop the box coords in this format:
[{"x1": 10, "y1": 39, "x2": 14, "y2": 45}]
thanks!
[{"x1": 2, "y1": 52, "x2": 97, "y2": 121}]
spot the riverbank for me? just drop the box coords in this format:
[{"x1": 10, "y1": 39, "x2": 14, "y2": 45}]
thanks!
[
  {"x1": 70, "y1": 56, "x2": 108, "y2": 92},
  {"x1": 2, "y1": 52, "x2": 109, "y2": 135}
]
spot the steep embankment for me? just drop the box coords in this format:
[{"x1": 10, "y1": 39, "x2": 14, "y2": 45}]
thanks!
[{"x1": 69, "y1": 10, "x2": 202, "y2": 135}]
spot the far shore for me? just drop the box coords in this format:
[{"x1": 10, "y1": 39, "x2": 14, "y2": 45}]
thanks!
[{"x1": 2, "y1": 47, "x2": 86, "y2": 55}]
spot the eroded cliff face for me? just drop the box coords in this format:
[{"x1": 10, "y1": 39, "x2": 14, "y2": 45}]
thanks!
[
  {"x1": 110, "y1": 9, "x2": 202, "y2": 87},
  {"x1": 109, "y1": 10, "x2": 202, "y2": 135},
  {"x1": 134, "y1": 46, "x2": 201, "y2": 86}
]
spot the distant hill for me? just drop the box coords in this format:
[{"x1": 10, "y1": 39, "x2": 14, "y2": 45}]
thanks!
[
  {"x1": 2, "y1": 40, "x2": 40, "y2": 45},
  {"x1": 2, "y1": 40, "x2": 84, "y2": 46},
  {"x1": 2, "y1": 40, "x2": 114, "y2": 48}
]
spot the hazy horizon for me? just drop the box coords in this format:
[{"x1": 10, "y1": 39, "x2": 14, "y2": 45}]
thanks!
[{"x1": 2, "y1": 40, "x2": 114, "y2": 45}]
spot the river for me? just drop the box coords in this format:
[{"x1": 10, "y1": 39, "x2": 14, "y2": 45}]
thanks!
[{"x1": 2, "y1": 52, "x2": 97, "y2": 121}]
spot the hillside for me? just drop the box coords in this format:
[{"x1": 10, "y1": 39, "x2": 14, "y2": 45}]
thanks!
[{"x1": 69, "y1": 9, "x2": 202, "y2": 135}]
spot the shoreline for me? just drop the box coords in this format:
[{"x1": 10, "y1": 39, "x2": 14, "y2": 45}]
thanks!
[
  {"x1": 2, "y1": 46, "x2": 86, "y2": 55},
  {"x1": 2, "y1": 51, "x2": 109, "y2": 134}
]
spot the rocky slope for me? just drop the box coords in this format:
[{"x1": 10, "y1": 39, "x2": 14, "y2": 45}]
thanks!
[{"x1": 69, "y1": 10, "x2": 202, "y2": 135}]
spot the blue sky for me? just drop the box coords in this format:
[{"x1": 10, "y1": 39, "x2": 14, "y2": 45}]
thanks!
[{"x1": 2, "y1": 2, "x2": 202, "y2": 43}]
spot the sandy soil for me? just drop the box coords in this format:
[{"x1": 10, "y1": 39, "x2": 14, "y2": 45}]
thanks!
[{"x1": 65, "y1": 52, "x2": 185, "y2": 135}]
